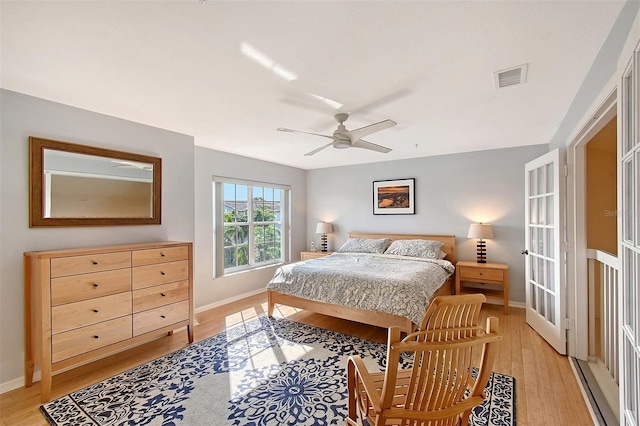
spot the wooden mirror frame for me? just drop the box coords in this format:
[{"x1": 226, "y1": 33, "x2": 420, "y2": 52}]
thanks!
[{"x1": 29, "y1": 137, "x2": 162, "y2": 227}]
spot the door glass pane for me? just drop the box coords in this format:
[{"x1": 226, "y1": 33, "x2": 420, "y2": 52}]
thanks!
[
  {"x1": 546, "y1": 163, "x2": 554, "y2": 193},
  {"x1": 537, "y1": 288, "x2": 545, "y2": 316},
  {"x1": 530, "y1": 255, "x2": 537, "y2": 283},
  {"x1": 546, "y1": 195, "x2": 554, "y2": 225},
  {"x1": 530, "y1": 283, "x2": 537, "y2": 310},
  {"x1": 547, "y1": 293, "x2": 556, "y2": 324},
  {"x1": 623, "y1": 68, "x2": 634, "y2": 153},
  {"x1": 538, "y1": 197, "x2": 545, "y2": 225},
  {"x1": 529, "y1": 169, "x2": 537, "y2": 196},
  {"x1": 547, "y1": 259, "x2": 555, "y2": 292},
  {"x1": 623, "y1": 247, "x2": 636, "y2": 332},
  {"x1": 537, "y1": 227, "x2": 544, "y2": 255},
  {"x1": 546, "y1": 228, "x2": 554, "y2": 258},
  {"x1": 624, "y1": 159, "x2": 635, "y2": 243},
  {"x1": 537, "y1": 167, "x2": 544, "y2": 196},
  {"x1": 538, "y1": 256, "x2": 544, "y2": 285},
  {"x1": 623, "y1": 338, "x2": 637, "y2": 420},
  {"x1": 530, "y1": 199, "x2": 538, "y2": 224}
]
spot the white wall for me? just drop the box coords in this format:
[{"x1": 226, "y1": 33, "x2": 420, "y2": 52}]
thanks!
[
  {"x1": 193, "y1": 146, "x2": 307, "y2": 309},
  {"x1": 306, "y1": 145, "x2": 549, "y2": 305},
  {"x1": 0, "y1": 90, "x2": 195, "y2": 389}
]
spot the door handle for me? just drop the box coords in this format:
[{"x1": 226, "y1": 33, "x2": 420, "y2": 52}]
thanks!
[{"x1": 521, "y1": 249, "x2": 529, "y2": 255}]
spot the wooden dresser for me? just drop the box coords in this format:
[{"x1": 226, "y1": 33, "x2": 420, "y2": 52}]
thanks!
[{"x1": 24, "y1": 241, "x2": 194, "y2": 401}]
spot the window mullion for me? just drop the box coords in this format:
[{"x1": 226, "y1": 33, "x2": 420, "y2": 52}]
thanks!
[{"x1": 248, "y1": 186, "x2": 255, "y2": 266}]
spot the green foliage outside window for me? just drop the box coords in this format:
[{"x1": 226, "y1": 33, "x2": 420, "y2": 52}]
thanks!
[{"x1": 223, "y1": 185, "x2": 282, "y2": 270}]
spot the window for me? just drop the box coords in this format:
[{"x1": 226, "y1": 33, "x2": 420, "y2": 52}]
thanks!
[{"x1": 213, "y1": 178, "x2": 290, "y2": 276}]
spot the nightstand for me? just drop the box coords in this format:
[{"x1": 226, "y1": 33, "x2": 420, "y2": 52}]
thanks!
[
  {"x1": 301, "y1": 251, "x2": 334, "y2": 260},
  {"x1": 455, "y1": 260, "x2": 509, "y2": 314}
]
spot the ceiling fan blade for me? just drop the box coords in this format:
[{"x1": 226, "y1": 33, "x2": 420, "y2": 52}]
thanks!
[
  {"x1": 277, "y1": 128, "x2": 334, "y2": 140},
  {"x1": 351, "y1": 139, "x2": 392, "y2": 154},
  {"x1": 347, "y1": 119, "x2": 397, "y2": 141},
  {"x1": 305, "y1": 141, "x2": 334, "y2": 156}
]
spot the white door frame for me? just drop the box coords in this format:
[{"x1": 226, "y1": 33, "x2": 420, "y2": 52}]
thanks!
[{"x1": 566, "y1": 89, "x2": 617, "y2": 360}]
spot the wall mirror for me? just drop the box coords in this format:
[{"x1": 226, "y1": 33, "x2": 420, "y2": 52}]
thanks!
[{"x1": 29, "y1": 137, "x2": 162, "y2": 227}]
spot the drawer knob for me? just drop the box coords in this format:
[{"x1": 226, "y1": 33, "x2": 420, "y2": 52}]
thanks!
[
  {"x1": 93, "y1": 283, "x2": 99, "y2": 288},
  {"x1": 161, "y1": 293, "x2": 166, "y2": 297},
  {"x1": 93, "y1": 309, "x2": 99, "y2": 313},
  {"x1": 93, "y1": 335, "x2": 99, "y2": 339},
  {"x1": 92, "y1": 261, "x2": 98, "y2": 265},
  {"x1": 479, "y1": 272, "x2": 483, "y2": 275},
  {"x1": 161, "y1": 315, "x2": 166, "y2": 319},
  {"x1": 160, "y1": 271, "x2": 166, "y2": 275},
  {"x1": 161, "y1": 252, "x2": 166, "y2": 257}
]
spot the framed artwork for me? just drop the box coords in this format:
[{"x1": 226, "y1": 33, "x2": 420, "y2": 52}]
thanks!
[{"x1": 373, "y1": 178, "x2": 415, "y2": 215}]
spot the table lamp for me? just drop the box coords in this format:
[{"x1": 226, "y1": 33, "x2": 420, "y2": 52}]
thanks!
[
  {"x1": 315, "y1": 222, "x2": 333, "y2": 252},
  {"x1": 467, "y1": 223, "x2": 493, "y2": 263}
]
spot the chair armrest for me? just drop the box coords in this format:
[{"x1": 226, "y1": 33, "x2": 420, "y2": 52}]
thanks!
[
  {"x1": 384, "y1": 396, "x2": 485, "y2": 421},
  {"x1": 348, "y1": 356, "x2": 382, "y2": 414}
]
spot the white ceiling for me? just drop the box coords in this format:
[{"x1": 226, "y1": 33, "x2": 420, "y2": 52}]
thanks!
[{"x1": 0, "y1": 1, "x2": 626, "y2": 170}]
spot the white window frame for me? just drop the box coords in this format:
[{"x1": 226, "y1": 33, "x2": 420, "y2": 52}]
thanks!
[{"x1": 212, "y1": 176, "x2": 290, "y2": 277}]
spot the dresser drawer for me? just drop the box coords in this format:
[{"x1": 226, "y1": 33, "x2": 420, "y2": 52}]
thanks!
[
  {"x1": 52, "y1": 316, "x2": 132, "y2": 363},
  {"x1": 459, "y1": 267, "x2": 504, "y2": 282},
  {"x1": 133, "y1": 300, "x2": 189, "y2": 336},
  {"x1": 51, "y1": 269, "x2": 131, "y2": 306},
  {"x1": 51, "y1": 252, "x2": 131, "y2": 278},
  {"x1": 52, "y1": 292, "x2": 132, "y2": 334},
  {"x1": 132, "y1": 260, "x2": 189, "y2": 289},
  {"x1": 132, "y1": 246, "x2": 189, "y2": 267},
  {"x1": 133, "y1": 280, "x2": 189, "y2": 313}
]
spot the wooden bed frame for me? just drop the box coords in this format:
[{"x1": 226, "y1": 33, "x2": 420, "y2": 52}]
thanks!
[{"x1": 267, "y1": 232, "x2": 457, "y2": 334}]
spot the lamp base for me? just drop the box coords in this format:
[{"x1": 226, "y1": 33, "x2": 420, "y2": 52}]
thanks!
[
  {"x1": 476, "y1": 239, "x2": 487, "y2": 263},
  {"x1": 320, "y1": 234, "x2": 328, "y2": 252}
]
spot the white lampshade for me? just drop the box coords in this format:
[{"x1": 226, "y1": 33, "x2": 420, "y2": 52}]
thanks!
[
  {"x1": 315, "y1": 222, "x2": 333, "y2": 234},
  {"x1": 467, "y1": 223, "x2": 493, "y2": 239}
]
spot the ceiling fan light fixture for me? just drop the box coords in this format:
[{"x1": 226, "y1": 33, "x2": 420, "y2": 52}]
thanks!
[{"x1": 333, "y1": 140, "x2": 350, "y2": 149}]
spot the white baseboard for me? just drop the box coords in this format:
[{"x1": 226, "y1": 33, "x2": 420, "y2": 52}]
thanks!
[
  {"x1": 0, "y1": 375, "x2": 34, "y2": 395},
  {"x1": 483, "y1": 298, "x2": 525, "y2": 310},
  {"x1": 195, "y1": 288, "x2": 266, "y2": 314}
]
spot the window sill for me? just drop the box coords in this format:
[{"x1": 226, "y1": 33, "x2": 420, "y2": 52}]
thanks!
[{"x1": 217, "y1": 261, "x2": 284, "y2": 278}]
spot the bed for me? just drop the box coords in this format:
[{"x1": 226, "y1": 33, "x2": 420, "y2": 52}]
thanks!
[{"x1": 266, "y1": 232, "x2": 456, "y2": 334}]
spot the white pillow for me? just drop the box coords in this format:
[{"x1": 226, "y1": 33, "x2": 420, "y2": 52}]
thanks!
[
  {"x1": 338, "y1": 237, "x2": 390, "y2": 254},
  {"x1": 384, "y1": 239, "x2": 445, "y2": 259}
]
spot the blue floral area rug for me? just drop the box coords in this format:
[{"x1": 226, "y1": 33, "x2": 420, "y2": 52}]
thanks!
[{"x1": 40, "y1": 315, "x2": 516, "y2": 425}]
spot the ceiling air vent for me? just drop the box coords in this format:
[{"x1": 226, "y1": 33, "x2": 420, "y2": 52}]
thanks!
[{"x1": 494, "y1": 64, "x2": 528, "y2": 89}]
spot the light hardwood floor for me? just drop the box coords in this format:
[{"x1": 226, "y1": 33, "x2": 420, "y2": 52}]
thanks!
[{"x1": 0, "y1": 293, "x2": 594, "y2": 426}]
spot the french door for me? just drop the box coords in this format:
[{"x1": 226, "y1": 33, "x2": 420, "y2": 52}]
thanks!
[
  {"x1": 619, "y1": 40, "x2": 639, "y2": 426},
  {"x1": 524, "y1": 148, "x2": 566, "y2": 354}
]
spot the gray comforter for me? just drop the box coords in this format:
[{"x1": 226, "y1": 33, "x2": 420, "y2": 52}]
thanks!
[{"x1": 266, "y1": 252, "x2": 455, "y2": 325}]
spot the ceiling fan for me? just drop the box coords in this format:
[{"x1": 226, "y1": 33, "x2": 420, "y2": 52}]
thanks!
[{"x1": 277, "y1": 113, "x2": 396, "y2": 156}]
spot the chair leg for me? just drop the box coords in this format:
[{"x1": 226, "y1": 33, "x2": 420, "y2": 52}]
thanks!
[
  {"x1": 347, "y1": 359, "x2": 357, "y2": 423},
  {"x1": 461, "y1": 409, "x2": 471, "y2": 426}
]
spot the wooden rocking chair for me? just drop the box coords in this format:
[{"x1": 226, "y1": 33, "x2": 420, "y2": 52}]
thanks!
[{"x1": 346, "y1": 316, "x2": 501, "y2": 426}]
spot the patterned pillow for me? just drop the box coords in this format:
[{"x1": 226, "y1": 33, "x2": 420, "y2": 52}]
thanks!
[
  {"x1": 337, "y1": 238, "x2": 390, "y2": 254},
  {"x1": 384, "y1": 239, "x2": 445, "y2": 259}
]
